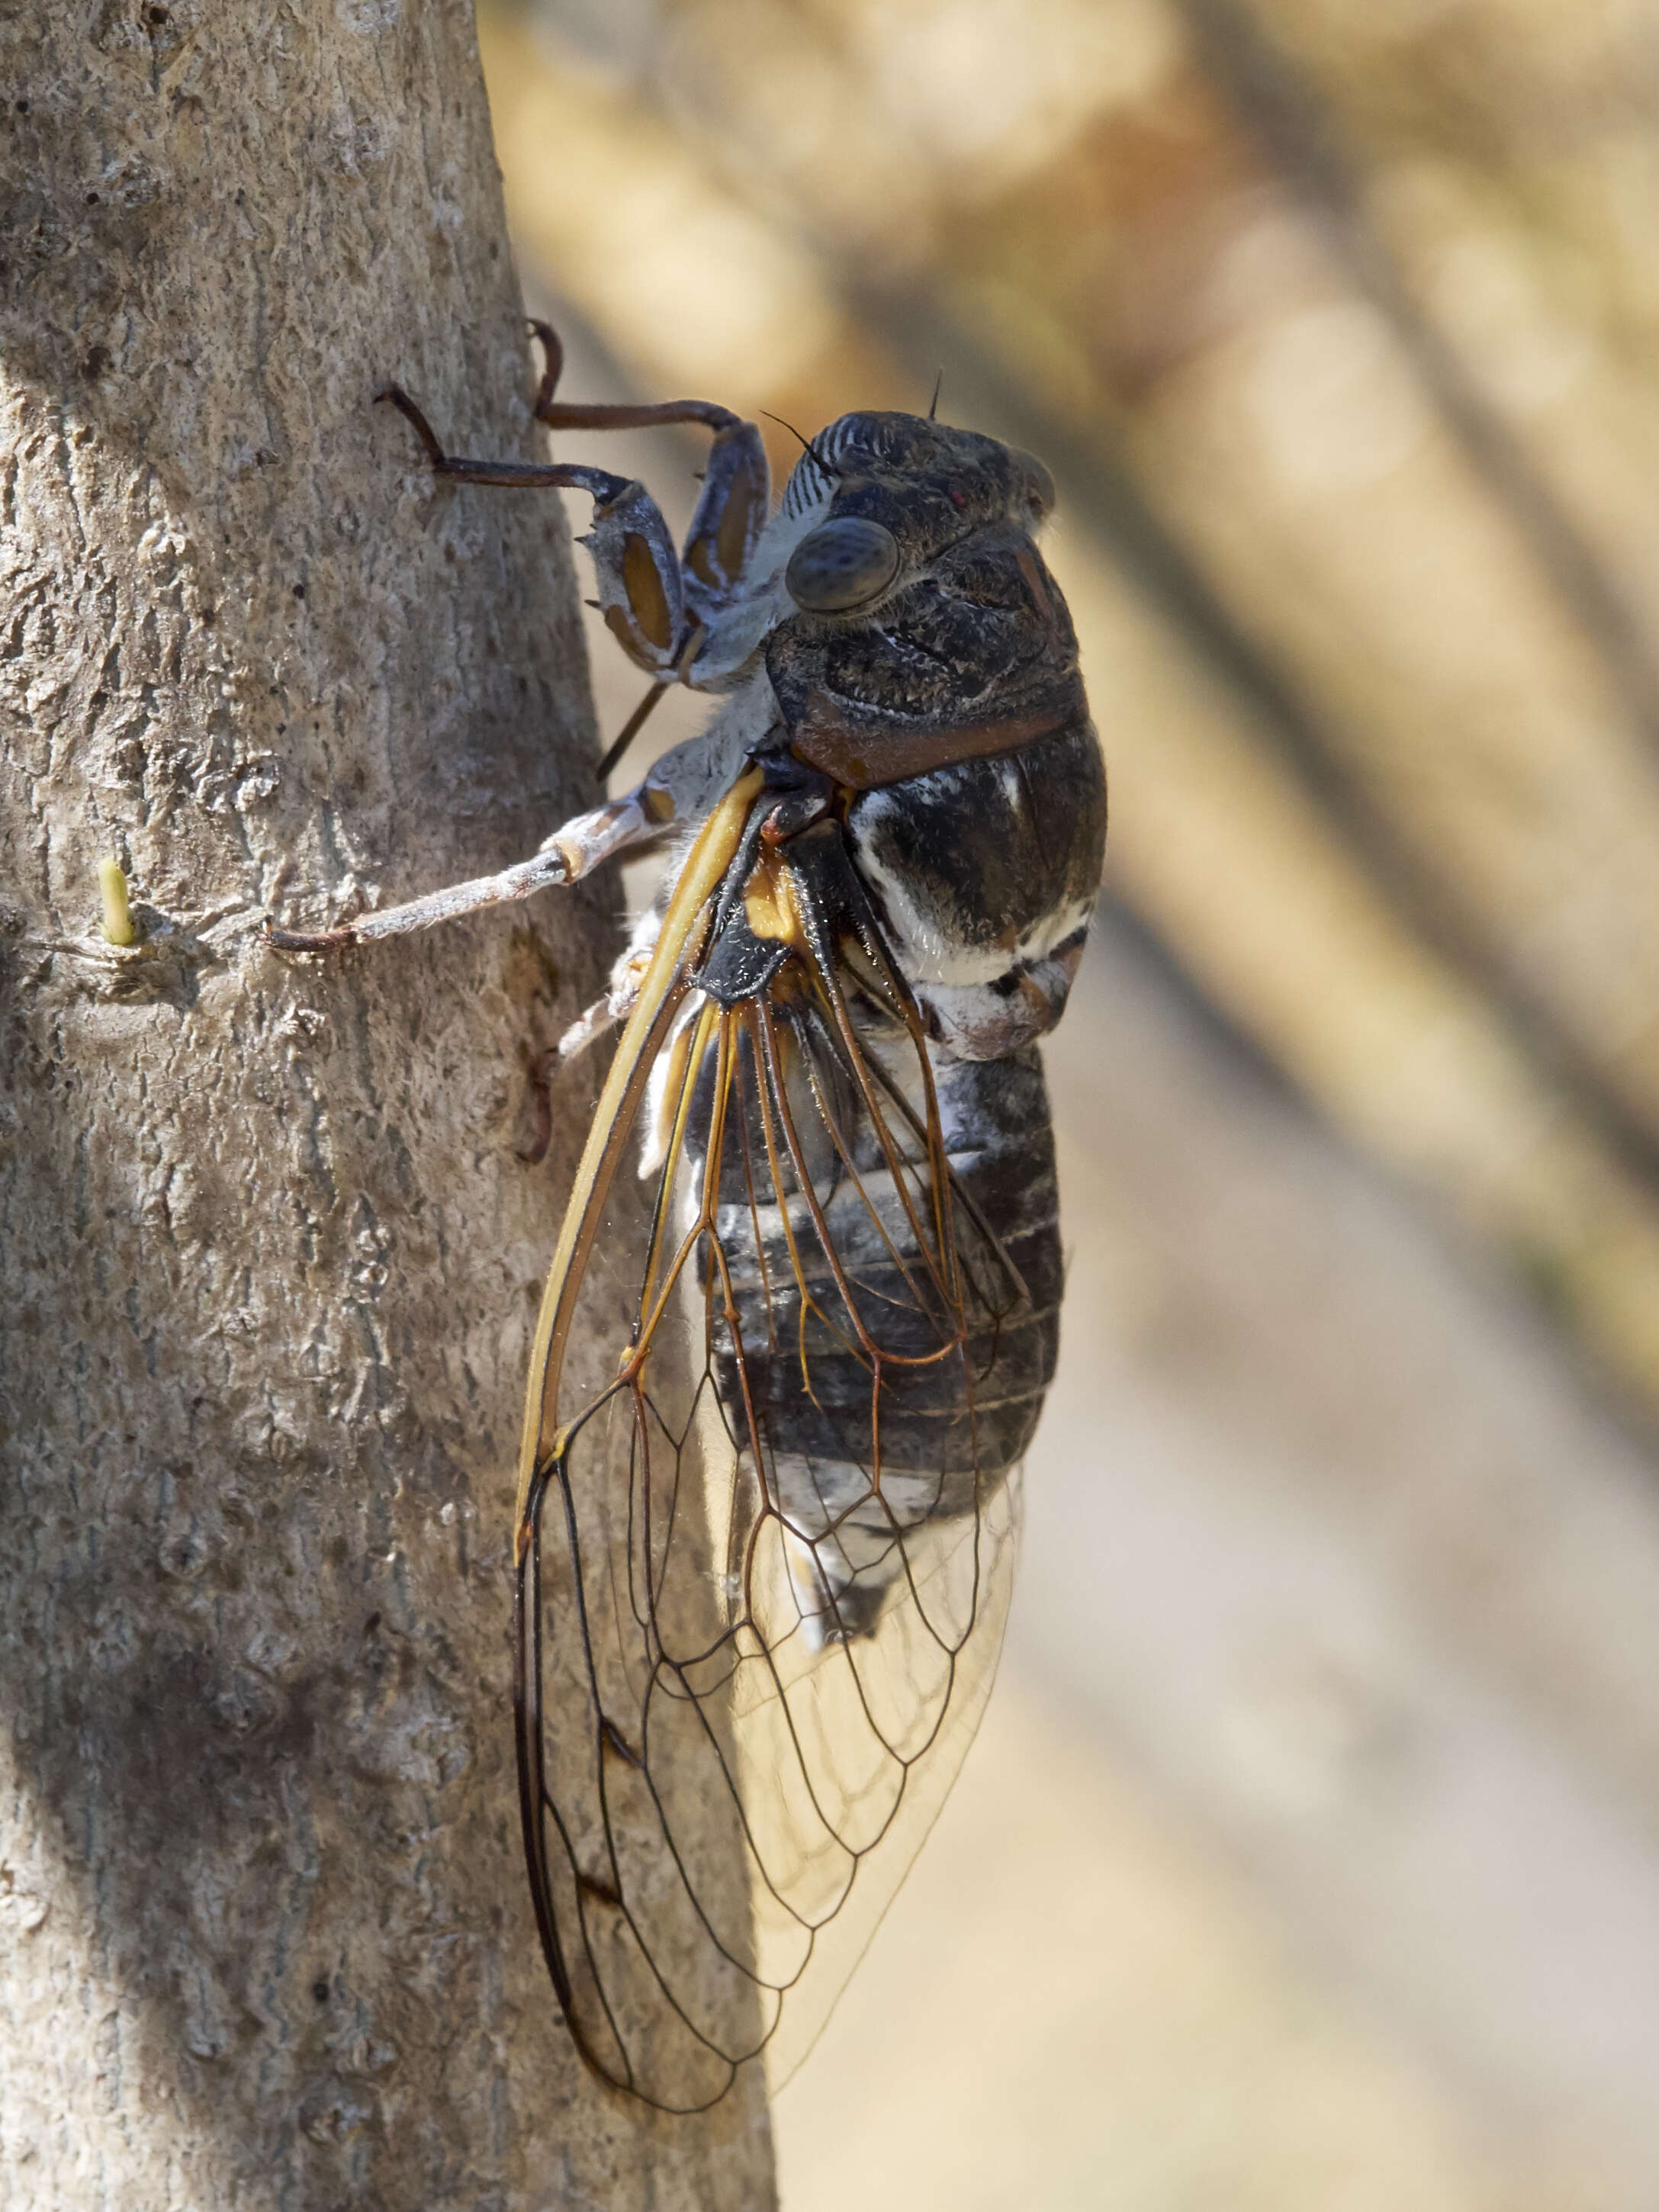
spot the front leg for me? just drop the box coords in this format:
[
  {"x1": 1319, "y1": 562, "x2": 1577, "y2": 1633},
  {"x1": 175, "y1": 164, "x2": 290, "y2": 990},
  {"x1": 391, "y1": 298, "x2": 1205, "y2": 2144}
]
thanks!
[
  {"x1": 526, "y1": 320, "x2": 770, "y2": 638},
  {"x1": 381, "y1": 342, "x2": 773, "y2": 773},
  {"x1": 379, "y1": 385, "x2": 689, "y2": 683}
]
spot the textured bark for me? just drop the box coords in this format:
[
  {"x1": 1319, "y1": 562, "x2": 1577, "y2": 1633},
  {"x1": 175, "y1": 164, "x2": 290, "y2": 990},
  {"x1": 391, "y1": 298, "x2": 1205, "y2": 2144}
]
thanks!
[{"x1": 0, "y1": 5, "x2": 774, "y2": 2206}]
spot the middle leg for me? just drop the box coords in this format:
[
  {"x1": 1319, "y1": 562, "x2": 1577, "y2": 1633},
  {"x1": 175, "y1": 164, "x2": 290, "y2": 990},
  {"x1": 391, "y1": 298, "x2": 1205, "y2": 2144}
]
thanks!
[{"x1": 263, "y1": 780, "x2": 676, "y2": 952}]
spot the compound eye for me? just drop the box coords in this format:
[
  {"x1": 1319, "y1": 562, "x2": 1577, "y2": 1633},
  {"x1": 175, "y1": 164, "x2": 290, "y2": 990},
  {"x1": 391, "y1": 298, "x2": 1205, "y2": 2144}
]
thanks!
[{"x1": 785, "y1": 516, "x2": 901, "y2": 613}]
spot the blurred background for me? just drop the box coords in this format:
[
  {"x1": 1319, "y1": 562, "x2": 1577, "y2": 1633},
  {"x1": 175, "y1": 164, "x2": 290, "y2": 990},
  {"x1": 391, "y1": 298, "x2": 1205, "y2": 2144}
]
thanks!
[{"x1": 470, "y1": 3, "x2": 1659, "y2": 2204}]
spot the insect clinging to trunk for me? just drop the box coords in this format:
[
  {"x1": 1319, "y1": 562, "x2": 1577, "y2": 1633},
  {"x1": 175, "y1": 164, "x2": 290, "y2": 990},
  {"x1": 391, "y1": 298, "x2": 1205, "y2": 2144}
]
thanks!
[{"x1": 268, "y1": 324, "x2": 1107, "y2": 2113}]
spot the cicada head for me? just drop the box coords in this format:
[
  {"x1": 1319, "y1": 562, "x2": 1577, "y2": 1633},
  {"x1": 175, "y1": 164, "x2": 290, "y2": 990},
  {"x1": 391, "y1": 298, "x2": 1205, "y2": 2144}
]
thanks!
[
  {"x1": 779, "y1": 411, "x2": 1057, "y2": 622},
  {"x1": 766, "y1": 410, "x2": 1089, "y2": 793}
]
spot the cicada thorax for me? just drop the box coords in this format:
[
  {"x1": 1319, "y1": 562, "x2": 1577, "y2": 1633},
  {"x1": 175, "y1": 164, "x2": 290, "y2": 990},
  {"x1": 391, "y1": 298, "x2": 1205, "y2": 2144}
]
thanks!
[
  {"x1": 759, "y1": 413, "x2": 1108, "y2": 1058},
  {"x1": 765, "y1": 410, "x2": 1085, "y2": 774}
]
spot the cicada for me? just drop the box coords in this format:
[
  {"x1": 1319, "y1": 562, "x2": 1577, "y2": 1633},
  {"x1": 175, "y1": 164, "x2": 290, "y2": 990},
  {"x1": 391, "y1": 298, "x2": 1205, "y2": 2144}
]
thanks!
[{"x1": 269, "y1": 327, "x2": 1105, "y2": 2113}]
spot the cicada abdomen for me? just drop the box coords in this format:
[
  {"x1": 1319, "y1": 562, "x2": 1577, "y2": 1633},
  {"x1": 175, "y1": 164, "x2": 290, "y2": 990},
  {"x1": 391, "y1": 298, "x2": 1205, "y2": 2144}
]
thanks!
[
  {"x1": 705, "y1": 1024, "x2": 1059, "y2": 1655},
  {"x1": 514, "y1": 708, "x2": 1101, "y2": 2111}
]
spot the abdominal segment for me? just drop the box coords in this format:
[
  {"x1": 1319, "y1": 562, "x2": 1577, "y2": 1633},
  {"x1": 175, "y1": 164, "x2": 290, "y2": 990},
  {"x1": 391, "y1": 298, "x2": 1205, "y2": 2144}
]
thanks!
[{"x1": 693, "y1": 1025, "x2": 1061, "y2": 1648}]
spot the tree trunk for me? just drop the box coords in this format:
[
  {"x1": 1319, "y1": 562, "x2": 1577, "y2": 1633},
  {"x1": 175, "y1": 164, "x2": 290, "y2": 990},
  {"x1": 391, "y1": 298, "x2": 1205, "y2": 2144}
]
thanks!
[{"x1": 0, "y1": 5, "x2": 775, "y2": 2205}]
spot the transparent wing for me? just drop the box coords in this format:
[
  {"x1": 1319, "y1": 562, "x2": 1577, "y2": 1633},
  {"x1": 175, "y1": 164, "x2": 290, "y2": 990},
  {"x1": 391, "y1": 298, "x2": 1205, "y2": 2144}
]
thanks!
[{"x1": 513, "y1": 774, "x2": 1055, "y2": 2114}]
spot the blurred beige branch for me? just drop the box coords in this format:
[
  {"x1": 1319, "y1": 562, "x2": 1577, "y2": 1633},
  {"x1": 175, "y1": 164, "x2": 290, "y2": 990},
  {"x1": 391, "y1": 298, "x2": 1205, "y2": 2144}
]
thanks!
[
  {"x1": 1181, "y1": 0, "x2": 1659, "y2": 773},
  {"x1": 483, "y1": 0, "x2": 1659, "y2": 1417},
  {"x1": 475, "y1": 8, "x2": 1659, "y2": 2204}
]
